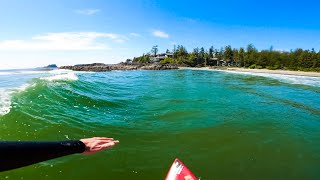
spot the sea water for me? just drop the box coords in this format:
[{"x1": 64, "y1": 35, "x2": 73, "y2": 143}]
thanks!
[{"x1": 0, "y1": 69, "x2": 319, "y2": 179}]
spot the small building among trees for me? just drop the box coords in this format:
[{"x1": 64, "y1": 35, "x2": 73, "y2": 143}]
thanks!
[{"x1": 150, "y1": 53, "x2": 174, "y2": 62}]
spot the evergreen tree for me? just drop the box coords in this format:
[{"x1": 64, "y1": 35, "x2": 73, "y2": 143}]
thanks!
[
  {"x1": 151, "y1": 45, "x2": 158, "y2": 56},
  {"x1": 238, "y1": 47, "x2": 245, "y2": 67},
  {"x1": 245, "y1": 44, "x2": 257, "y2": 67},
  {"x1": 209, "y1": 46, "x2": 214, "y2": 58},
  {"x1": 224, "y1": 45, "x2": 233, "y2": 62},
  {"x1": 233, "y1": 48, "x2": 239, "y2": 66}
]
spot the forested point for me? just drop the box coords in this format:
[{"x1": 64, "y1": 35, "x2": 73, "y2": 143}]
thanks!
[{"x1": 132, "y1": 44, "x2": 320, "y2": 72}]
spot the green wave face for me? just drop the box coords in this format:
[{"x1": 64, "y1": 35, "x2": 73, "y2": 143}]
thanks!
[{"x1": 1, "y1": 69, "x2": 320, "y2": 179}]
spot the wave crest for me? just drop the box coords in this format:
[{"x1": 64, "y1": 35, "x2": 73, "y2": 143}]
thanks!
[
  {"x1": 0, "y1": 83, "x2": 36, "y2": 116},
  {"x1": 41, "y1": 72, "x2": 79, "y2": 81}
]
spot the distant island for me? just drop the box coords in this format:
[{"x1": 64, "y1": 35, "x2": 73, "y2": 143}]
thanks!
[
  {"x1": 40, "y1": 64, "x2": 58, "y2": 70},
  {"x1": 34, "y1": 64, "x2": 58, "y2": 70},
  {"x1": 44, "y1": 64, "x2": 58, "y2": 69}
]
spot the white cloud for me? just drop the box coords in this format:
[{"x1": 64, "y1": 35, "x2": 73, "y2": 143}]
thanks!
[
  {"x1": 74, "y1": 9, "x2": 101, "y2": 15},
  {"x1": 152, "y1": 30, "x2": 169, "y2": 38},
  {"x1": 0, "y1": 32, "x2": 128, "y2": 51},
  {"x1": 130, "y1": 33, "x2": 141, "y2": 37}
]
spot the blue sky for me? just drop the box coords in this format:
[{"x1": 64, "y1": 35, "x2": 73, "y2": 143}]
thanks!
[{"x1": 0, "y1": 0, "x2": 320, "y2": 69}]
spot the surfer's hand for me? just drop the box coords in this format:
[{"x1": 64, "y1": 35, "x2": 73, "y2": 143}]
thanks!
[{"x1": 80, "y1": 137, "x2": 119, "y2": 154}]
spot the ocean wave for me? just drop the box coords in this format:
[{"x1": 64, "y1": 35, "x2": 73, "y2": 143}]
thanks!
[
  {"x1": 0, "y1": 69, "x2": 79, "y2": 115},
  {"x1": 0, "y1": 83, "x2": 34, "y2": 116},
  {"x1": 223, "y1": 70, "x2": 320, "y2": 87},
  {"x1": 40, "y1": 72, "x2": 79, "y2": 81}
]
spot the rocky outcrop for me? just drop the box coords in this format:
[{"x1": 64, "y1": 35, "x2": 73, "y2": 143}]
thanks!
[
  {"x1": 139, "y1": 64, "x2": 178, "y2": 70},
  {"x1": 59, "y1": 65, "x2": 112, "y2": 72},
  {"x1": 59, "y1": 63, "x2": 178, "y2": 71}
]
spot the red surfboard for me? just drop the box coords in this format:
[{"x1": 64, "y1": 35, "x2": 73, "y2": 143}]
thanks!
[{"x1": 165, "y1": 158, "x2": 197, "y2": 180}]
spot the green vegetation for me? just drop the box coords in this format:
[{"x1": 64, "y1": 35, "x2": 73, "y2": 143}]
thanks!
[
  {"x1": 160, "y1": 57, "x2": 175, "y2": 64},
  {"x1": 132, "y1": 44, "x2": 320, "y2": 72},
  {"x1": 133, "y1": 54, "x2": 151, "y2": 64}
]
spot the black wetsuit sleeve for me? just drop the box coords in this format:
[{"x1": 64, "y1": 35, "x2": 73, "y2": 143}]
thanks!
[{"x1": 0, "y1": 140, "x2": 86, "y2": 172}]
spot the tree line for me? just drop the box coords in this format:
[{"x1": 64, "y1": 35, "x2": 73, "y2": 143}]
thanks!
[{"x1": 133, "y1": 44, "x2": 320, "y2": 72}]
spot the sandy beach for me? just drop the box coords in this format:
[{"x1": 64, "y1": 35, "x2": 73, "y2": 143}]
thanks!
[{"x1": 179, "y1": 67, "x2": 320, "y2": 77}]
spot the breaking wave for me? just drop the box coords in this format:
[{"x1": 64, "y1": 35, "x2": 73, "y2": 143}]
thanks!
[
  {"x1": 40, "y1": 72, "x2": 79, "y2": 81},
  {"x1": 0, "y1": 69, "x2": 79, "y2": 116}
]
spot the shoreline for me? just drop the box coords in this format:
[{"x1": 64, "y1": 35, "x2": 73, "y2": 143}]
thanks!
[{"x1": 179, "y1": 67, "x2": 320, "y2": 77}]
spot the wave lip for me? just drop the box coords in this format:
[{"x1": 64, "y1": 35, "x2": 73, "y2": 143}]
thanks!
[
  {"x1": 0, "y1": 69, "x2": 78, "y2": 116},
  {"x1": 0, "y1": 83, "x2": 35, "y2": 116},
  {"x1": 41, "y1": 72, "x2": 79, "y2": 81}
]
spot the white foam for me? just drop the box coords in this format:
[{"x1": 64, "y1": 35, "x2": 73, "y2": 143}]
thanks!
[
  {"x1": 41, "y1": 72, "x2": 79, "y2": 81},
  {"x1": 0, "y1": 69, "x2": 51, "y2": 116},
  {"x1": 0, "y1": 72, "x2": 13, "y2": 76},
  {"x1": 223, "y1": 70, "x2": 320, "y2": 87},
  {"x1": 16, "y1": 71, "x2": 45, "y2": 74},
  {"x1": 0, "y1": 89, "x2": 12, "y2": 116},
  {"x1": 48, "y1": 69, "x2": 93, "y2": 74},
  {"x1": 0, "y1": 83, "x2": 34, "y2": 116},
  {"x1": 48, "y1": 69, "x2": 73, "y2": 74},
  {"x1": 0, "y1": 69, "x2": 91, "y2": 78},
  {"x1": 15, "y1": 83, "x2": 36, "y2": 92}
]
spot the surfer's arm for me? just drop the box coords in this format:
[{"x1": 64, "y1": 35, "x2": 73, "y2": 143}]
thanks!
[{"x1": 0, "y1": 137, "x2": 119, "y2": 172}]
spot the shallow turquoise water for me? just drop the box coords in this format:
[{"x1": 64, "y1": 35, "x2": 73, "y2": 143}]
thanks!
[{"x1": 0, "y1": 69, "x2": 320, "y2": 179}]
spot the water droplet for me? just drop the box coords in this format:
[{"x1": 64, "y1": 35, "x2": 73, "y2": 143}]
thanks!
[{"x1": 65, "y1": 135, "x2": 70, "y2": 139}]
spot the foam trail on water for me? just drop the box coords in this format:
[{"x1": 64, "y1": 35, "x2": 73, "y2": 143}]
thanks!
[
  {"x1": 0, "y1": 71, "x2": 45, "y2": 76},
  {"x1": 0, "y1": 72, "x2": 14, "y2": 76},
  {"x1": 223, "y1": 70, "x2": 320, "y2": 87},
  {"x1": 16, "y1": 71, "x2": 46, "y2": 75}
]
